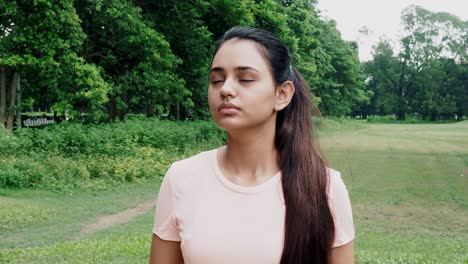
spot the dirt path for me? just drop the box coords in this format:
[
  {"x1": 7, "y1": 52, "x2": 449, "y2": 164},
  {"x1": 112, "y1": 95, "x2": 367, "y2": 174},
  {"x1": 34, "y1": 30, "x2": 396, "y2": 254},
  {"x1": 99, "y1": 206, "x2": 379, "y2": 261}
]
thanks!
[{"x1": 77, "y1": 199, "x2": 155, "y2": 238}]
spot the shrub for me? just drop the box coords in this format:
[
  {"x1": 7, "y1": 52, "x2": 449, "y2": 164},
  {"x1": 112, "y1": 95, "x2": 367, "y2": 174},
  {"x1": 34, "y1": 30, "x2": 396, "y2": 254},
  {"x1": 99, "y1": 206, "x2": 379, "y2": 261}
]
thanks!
[
  {"x1": 6, "y1": 117, "x2": 224, "y2": 157},
  {"x1": 0, "y1": 118, "x2": 225, "y2": 192}
]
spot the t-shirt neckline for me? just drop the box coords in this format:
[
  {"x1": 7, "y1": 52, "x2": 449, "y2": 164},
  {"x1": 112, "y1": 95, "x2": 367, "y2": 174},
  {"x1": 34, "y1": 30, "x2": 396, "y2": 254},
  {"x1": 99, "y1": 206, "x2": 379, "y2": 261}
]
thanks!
[{"x1": 212, "y1": 146, "x2": 281, "y2": 194}]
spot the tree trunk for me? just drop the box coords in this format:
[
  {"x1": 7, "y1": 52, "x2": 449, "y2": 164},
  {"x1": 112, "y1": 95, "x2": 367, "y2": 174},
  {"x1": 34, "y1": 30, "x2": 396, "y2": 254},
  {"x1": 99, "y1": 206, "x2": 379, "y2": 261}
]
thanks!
[
  {"x1": 0, "y1": 66, "x2": 6, "y2": 129},
  {"x1": 119, "y1": 90, "x2": 127, "y2": 121},
  {"x1": 108, "y1": 95, "x2": 116, "y2": 121},
  {"x1": 6, "y1": 71, "x2": 19, "y2": 131},
  {"x1": 396, "y1": 84, "x2": 406, "y2": 120},
  {"x1": 147, "y1": 99, "x2": 155, "y2": 117},
  {"x1": 396, "y1": 111, "x2": 406, "y2": 120},
  {"x1": 176, "y1": 102, "x2": 180, "y2": 120},
  {"x1": 16, "y1": 74, "x2": 21, "y2": 129},
  {"x1": 53, "y1": 110, "x2": 59, "y2": 123}
]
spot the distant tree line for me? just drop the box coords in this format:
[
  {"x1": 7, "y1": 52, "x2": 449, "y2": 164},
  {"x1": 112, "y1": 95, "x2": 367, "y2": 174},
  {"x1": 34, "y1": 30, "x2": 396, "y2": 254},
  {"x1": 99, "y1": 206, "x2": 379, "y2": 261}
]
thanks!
[
  {"x1": 0, "y1": 1, "x2": 466, "y2": 131},
  {"x1": 355, "y1": 6, "x2": 467, "y2": 121}
]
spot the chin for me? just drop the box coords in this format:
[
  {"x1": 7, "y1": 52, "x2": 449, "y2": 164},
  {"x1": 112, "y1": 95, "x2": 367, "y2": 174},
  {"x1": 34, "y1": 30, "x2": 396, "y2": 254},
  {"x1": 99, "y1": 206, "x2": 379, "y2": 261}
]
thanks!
[
  {"x1": 215, "y1": 117, "x2": 273, "y2": 134},
  {"x1": 214, "y1": 119, "x2": 246, "y2": 132}
]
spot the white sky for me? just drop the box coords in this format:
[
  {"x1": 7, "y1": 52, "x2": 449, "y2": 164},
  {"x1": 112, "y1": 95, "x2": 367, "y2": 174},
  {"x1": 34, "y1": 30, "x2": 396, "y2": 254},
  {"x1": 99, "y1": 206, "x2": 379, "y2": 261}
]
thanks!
[{"x1": 316, "y1": 0, "x2": 468, "y2": 61}]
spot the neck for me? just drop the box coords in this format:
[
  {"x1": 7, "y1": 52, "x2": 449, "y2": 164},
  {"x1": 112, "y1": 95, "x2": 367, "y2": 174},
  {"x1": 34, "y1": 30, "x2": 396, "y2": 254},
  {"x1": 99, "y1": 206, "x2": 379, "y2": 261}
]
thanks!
[{"x1": 219, "y1": 118, "x2": 280, "y2": 186}]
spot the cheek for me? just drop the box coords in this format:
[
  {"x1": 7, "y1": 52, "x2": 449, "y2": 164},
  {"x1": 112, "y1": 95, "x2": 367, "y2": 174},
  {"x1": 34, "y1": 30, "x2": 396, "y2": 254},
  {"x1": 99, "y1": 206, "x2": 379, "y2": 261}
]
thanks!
[
  {"x1": 207, "y1": 87, "x2": 215, "y2": 105},
  {"x1": 207, "y1": 88, "x2": 219, "y2": 114},
  {"x1": 243, "y1": 84, "x2": 276, "y2": 109}
]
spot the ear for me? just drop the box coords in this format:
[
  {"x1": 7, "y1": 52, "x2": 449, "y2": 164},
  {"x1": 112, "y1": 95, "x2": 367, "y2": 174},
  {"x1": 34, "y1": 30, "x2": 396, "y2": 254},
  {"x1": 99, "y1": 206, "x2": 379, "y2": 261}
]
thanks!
[{"x1": 274, "y1": 81, "x2": 295, "y2": 111}]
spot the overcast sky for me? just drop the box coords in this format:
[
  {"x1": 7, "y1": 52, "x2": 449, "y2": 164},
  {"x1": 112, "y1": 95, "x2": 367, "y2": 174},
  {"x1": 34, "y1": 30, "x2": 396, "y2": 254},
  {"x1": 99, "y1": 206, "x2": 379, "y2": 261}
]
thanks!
[{"x1": 316, "y1": 0, "x2": 468, "y2": 61}]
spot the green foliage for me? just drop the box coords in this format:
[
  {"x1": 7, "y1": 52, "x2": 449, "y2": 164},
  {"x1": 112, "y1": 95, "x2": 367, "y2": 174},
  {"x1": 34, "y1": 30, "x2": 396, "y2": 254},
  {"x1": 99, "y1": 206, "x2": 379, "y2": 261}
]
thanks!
[
  {"x1": 75, "y1": 0, "x2": 187, "y2": 121},
  {"x1": 0, "y1": 118, "x2": 225, "y2": 191},
  {"x1": 253, "y1": 0, "x2": 296, "y2": 49},
  {"x1": 0, "y1": 152, "x2": 166, "y2": 191},
  {"x1": 8, "y1": 117, "x2": 223, "y2": 156},
  {"x1": 280, "y1": 0, "x2": 368, "y2": 116},
  {"x1": 366, "y1": 115, "x2": 458, "y2": 124},
  {"x1": 0, "y1": 0, "x2": 85, "y2": 66},
  {"x1": 51, "y1": 54, "x2": 110, "y2": 117},
  {"x1": 366, "y1": 115, "x2": 417, "y2": 124},
  {"x1": 1, "y1": 0, "x2": 373, "y2": 122},
  {"x1": 0, "y1": 0, "x2": 112, "y2": 123},
  {"x1": 0, "y1": 128, "x2": 20, "y2": 155},
  {"x1": 362, "y1": 6, "x2": 467, "y2": 120},
  {"x1": 3, "y1": 1, "x2": 464, "y2": 123},
  {"x1": 314, "y1": 20, "x2": 368, "y2": 116},
  {"x1": 202, "y1": 0, "x2": 255, "y2": 40},
  {"x1": 136, "y1": 0, "x2": 213, "y2": 119}
]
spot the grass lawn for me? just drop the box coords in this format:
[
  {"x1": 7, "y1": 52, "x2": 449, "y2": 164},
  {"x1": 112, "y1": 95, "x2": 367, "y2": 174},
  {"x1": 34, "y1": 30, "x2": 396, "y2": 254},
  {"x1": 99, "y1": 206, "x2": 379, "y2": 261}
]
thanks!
[{"x1": 1, "y1": 119, "x2": 467, "y2": 263}]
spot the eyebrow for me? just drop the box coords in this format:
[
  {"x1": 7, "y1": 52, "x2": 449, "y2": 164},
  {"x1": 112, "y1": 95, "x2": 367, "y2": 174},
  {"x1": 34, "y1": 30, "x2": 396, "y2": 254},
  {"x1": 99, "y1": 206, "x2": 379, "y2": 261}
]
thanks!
[{"x1": 210, "y1": 66, "x2": 260, "y2": 73}]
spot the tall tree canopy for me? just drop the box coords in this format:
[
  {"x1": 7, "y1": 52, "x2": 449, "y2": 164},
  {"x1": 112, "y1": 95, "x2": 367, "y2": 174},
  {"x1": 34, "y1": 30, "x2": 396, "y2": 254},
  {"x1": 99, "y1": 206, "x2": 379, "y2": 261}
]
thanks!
[
  {"x1": 14, "y1": 1, "x2": 466, "y2": 130},
  {"x1": 75, "y1": 0, "x2": 187, "y2": 121},
  {"x1": 362, "y1": 5, "x2": 467, "y2": 120},
  {"x1": 0, "y1": 0, "x2": 109, "y2": 130}
]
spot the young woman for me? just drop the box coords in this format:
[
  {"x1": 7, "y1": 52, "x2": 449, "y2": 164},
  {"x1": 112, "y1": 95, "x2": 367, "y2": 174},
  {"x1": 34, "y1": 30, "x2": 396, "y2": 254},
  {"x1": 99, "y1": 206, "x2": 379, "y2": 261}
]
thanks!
[{"x1": 149, "y1": 26, "x2": 355, "y2": 264}]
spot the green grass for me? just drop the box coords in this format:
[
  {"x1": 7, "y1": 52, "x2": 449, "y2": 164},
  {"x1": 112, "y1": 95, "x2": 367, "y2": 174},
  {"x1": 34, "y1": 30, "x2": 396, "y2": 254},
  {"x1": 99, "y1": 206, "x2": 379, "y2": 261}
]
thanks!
[
  {"x1": 1, "y1": 119, "x2": 467, "y2": 263},
  {"x1": 319, "y1": 120, "x2": 468, "y2": 263},
  {"x1": 0, "y1": 233, "x2": 152, "y2": 264},
  {"x1": 0, "y1": 178, "x2": 160, "y2": 249}
]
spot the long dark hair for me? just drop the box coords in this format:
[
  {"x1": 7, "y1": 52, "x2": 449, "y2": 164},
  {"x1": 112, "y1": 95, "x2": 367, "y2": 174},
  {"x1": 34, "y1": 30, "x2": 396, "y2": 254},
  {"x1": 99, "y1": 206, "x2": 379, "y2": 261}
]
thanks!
[{"x1": 213, "y1": 26, "x2": 335, "y2": 263}]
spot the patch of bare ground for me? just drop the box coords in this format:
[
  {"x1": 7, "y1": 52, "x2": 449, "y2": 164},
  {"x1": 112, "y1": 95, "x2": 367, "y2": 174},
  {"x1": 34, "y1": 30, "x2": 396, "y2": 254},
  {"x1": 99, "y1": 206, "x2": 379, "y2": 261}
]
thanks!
[{"x1": 76, "y1": 199, "x2": 155, "y2": 238}]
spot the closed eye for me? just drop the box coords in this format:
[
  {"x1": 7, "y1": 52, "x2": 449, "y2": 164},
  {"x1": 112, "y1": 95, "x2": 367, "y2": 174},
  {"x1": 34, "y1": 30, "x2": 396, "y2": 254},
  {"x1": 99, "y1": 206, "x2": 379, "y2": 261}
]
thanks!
[{"x1": 211, "y1": 80, "x2": 224, "y2": 84}]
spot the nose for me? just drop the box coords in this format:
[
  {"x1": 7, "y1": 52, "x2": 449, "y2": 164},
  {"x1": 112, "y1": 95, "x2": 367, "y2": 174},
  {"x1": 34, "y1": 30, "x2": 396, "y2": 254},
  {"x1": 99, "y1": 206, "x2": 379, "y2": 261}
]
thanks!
[{"x1": 220, "y1": 79, "x2": 237, "y2": 99}]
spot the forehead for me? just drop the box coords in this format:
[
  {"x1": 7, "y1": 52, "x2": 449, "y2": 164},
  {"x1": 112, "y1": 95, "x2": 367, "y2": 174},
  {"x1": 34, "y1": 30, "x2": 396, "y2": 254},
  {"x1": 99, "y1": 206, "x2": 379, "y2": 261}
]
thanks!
[{"x1": 211, "y1": 38, "x2": 270, "y2": 73}]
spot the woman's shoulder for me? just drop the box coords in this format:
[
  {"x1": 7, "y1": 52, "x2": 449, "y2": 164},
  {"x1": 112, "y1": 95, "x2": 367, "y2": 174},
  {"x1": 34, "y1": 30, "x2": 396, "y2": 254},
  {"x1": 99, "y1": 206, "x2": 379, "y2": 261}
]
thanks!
[
  {"x1": 325, "y1": 167, "x2": 355, "y2": 247},
  {"x1": 326, "y1": 167, "x2": 350, "y2": 198},
  {"x1": 170, "y1": 147, "x2": 218, "y2": 172},
  {"x1": 163, "y1": 147, "x2": 219, "y2": 193}
]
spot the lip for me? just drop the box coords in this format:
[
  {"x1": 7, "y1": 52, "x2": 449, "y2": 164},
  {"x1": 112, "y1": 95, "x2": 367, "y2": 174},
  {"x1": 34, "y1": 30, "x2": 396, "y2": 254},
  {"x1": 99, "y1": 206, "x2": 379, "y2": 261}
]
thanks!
[{"x1": 218, "y1": 103, "x2": 240, "y2": 114}]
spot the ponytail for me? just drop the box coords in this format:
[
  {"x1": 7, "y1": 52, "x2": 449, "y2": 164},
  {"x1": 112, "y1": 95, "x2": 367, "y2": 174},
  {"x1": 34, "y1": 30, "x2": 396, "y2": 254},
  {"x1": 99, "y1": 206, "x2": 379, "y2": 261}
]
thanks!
[{"x1": 276, "y1": 66, "x2": 335, "y2": 263}]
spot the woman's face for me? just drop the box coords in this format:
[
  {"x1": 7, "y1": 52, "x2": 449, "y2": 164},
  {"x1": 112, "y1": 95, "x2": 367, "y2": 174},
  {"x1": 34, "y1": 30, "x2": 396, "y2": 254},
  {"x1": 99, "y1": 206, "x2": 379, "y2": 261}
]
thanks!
[{"x1": 208, "y1": 38, "x2": 278, "y2": 132}]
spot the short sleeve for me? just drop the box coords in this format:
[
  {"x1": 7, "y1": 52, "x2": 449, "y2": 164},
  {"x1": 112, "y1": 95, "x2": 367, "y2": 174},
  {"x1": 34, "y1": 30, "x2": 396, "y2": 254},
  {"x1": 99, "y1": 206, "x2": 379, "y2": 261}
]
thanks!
[
  {"x1": 328, "y1": 169, "x2": 355, "y2": 247},
  {"x1": 152, "y1": 164, "x2": 181, "y2": 241}
]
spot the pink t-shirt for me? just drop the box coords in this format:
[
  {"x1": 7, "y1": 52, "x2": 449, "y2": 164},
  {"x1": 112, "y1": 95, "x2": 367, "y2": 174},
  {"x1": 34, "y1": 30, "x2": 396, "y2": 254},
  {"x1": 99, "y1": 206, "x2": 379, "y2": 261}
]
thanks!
[{"x1": 152, "y1": 147, "x2": 354, "y2": 263}]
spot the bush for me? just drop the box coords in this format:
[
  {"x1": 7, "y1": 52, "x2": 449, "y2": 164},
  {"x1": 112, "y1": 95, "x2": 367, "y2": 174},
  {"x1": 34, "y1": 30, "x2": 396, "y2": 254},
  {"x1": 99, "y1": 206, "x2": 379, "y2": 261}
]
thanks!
[
  {"x1": 0, "y1": 150, "x2": 174, "y2": 192},
  {"x1": 366, "y1": 115, "x2": 458, "y2": 124},
  {"x1": 0, "y1": 118, "x2": 225, "y2": 192},
  {"x1": 0, "y1": 130, "x2": 23, "y2": 156},
  {"x1": 6, "y1": 117, "x2": 224, "y2": 156}
]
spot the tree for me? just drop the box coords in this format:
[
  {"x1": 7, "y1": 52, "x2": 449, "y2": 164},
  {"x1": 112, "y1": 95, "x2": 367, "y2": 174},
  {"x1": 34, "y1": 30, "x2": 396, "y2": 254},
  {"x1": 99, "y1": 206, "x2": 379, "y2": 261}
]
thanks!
[
  {"x1": 444, "y1": 60, "x2": 468, "y2": 120},
  {"x1": 135, "y1": 0, "x2": 213, "y2": 119},
  {"x1": 75, "y1": 0, "x2": 186, "y2": 121},
  {"x1": 280, "y1": 0, "x2": 368, "y2": 116},
  {"x1": 316, "y1": 19, "x2": 368, "y2": 116},
  {"x1": 365, "y1": 6, "x2": 467, "y2": 120},
  {"x1": 0, "y1": 0, "x2": 109, "y2": 131},
  {"x1": 365, "y1": 40, "x2": 408, "y2": 117},
  {"x1": 201, "y1": 0, "x2": 255, "y2": 41}
]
